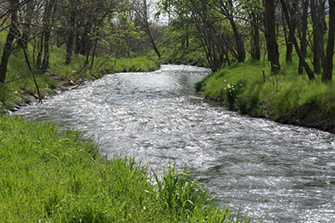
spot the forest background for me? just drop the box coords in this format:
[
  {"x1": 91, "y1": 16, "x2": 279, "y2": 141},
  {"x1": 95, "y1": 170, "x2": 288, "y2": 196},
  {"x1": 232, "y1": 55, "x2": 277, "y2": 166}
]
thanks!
[{"x1": 0, "y1": 0, "x2": 335, "y2": 133}]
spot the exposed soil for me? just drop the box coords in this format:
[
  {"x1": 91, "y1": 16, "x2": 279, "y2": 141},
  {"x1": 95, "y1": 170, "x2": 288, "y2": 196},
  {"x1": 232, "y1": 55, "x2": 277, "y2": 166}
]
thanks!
[{"x1": 270, "y1": 103, "x2": 335, "y2": 134}]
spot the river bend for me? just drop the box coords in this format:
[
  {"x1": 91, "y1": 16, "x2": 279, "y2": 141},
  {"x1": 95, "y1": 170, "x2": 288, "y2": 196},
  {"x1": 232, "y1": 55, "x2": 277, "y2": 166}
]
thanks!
[{"x1": 15, "y1": 65, "x2": 335, "y2": 222}]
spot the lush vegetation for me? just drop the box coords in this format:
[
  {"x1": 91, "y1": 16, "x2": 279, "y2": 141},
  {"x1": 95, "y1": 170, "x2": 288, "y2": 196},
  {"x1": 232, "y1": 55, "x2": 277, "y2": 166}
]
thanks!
[
  {"x1": 0, "y1": 115, "x2": 257, "y2": 222},
  {"x1": 196, "y1": 55, "x2": 335, "y2": 132}
]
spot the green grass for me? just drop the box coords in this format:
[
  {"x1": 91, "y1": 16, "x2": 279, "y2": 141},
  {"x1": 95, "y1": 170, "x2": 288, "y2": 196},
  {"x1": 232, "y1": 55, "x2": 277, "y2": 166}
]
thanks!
[
  {"x1": 196, "y1": 55, "x2": 335, "y2": 121},
  {"x1": 49, "y1": 46, "x2": 161, "y2": 81},
  {"x1": 0, "y1": 115, "x2": 259, "y2": 222}
]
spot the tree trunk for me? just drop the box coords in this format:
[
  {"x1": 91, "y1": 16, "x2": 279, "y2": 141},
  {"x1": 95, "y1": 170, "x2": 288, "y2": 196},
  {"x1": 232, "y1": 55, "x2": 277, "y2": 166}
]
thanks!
[
  {"x1": 228, "y1": 16, "x2": 245, "y2": 62},
  {"x1": 311, "y1": 0, "x2": 325, "y2": 73},
  {"x1": 299, "y1": 0, "x2": 308, "y2": 74},
  {"x1": 22, "y1": 0, "x2": 34, "y2": 51},
  {"x1": 147, "y1": 30, "x2": 161, "y2": 58},
  {"x1": 228, "y1": 0, "x2": 245, "y2": 62},
  {"x1": 280, "y1": 0, "x2": 315, "y2": 80},
  {"x1": 322, "y1": 0, "x2": 335, "y2": 81},
  {"x1": 282, "y1": 9, "x2": 289, "y2": 57},
  {"x1": 318, "y1": 0, "x2": 326, "y2": 66},
  {"x1": 84, "y1": 13, "x2": 97, "y2": 67},
  {"x1": 285, "y1": 0, "x2": 298, "y2": 62},
  {"x1": 41, "y1": 29, "x2": 51, "y2": 73},
  {"x1": 0, "y1": 0, "x2": 19, "y2": 83},
  {"x1": 264, "y1": 0, "x2": 281, "y2": 71},
  {"x1": 41, "y1": 0, "x2": 57, "y2": 73},
  {"x1": 251, "y1": 11, "x2": 260, "y2": 60},
  {"x1": 74, "y1": 32, "x2": 81, "y2": 55},
  {"x1": 65, "y1": 5, "x2": 76, "y2": 65},
  {"x1": 141, "y1": 0, "x2": 161, "y2": 59}
]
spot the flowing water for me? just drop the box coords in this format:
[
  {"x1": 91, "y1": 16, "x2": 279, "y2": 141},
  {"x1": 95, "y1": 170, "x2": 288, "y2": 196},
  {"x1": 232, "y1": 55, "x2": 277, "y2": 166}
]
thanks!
[{"x1": 14, "y1": 65, "x2": 335, "y2": 222}]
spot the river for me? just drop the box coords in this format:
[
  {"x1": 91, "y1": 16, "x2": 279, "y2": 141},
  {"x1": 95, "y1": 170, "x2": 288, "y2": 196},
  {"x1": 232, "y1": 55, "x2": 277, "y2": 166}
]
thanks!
[{"x1": 14, "y1": 65, "x2": 335, "y2": 222}]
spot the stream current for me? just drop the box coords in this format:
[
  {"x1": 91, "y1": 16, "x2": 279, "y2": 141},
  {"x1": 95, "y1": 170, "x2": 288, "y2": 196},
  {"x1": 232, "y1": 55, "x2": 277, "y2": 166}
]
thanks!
[{"x1": 14, "y1": 65, "x2": 335, "y2": 222}]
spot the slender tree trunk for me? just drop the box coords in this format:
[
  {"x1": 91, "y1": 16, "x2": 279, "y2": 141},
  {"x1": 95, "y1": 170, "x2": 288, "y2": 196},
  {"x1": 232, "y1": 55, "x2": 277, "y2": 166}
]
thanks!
[
  {"x1": 74, "y1": 32, "x2": 81, "y2": 55},
  {"x1": 83, "y1": 28, "x2": 92, "y2": 66},
  {"x1": 36, "y1": 38, "x2": 43, "y2": 68},
  {"x1": 228, "y1": 16, "x2": 245, "y2": 62},
  {"x1": 228, "y1": 0, "x2": 245, "y2": 62},
  {"x1": 142, "y1": 0, "x2": 161, "y2": 59},
  {"x1": 251, "y1": 11, "x2": 260, "y2": 60},
  {"x1": 264, "y1": 0, "x2": 281, "y2": 71},
  {"x1": 65, "y1": 6, "x2": 76, "y2": 65},
  {"x1": 299, "y1": 0, "x2": 308, "y2": 74},
  {"x1": 22, "y1": 0, "x2": 34, "y2": 51},
  {"x1": 318, "y1": 0, "x2": 326, "y2": 66},
  {"x1": 322, "y1": 0, "x2": 335, "y2": 81},
  {"x1": 0, "y1": 0, "x2": 19, "y2": 83},
  {"x1": 285, "y1": 0, "x2": 298, "y2": 62},
  {"x1": 147, "y1": 29, "x2": 161, "y2": 58},
  {"x1": 280, "y1": 0, "x2": 315, "y2": 80},
  {"x1": 282, "y1": 9, "x2": 289, "y2": 55},
  {"x1": 19, "y1": 39, "x2": 42, "y2": 102},
  {"x1": 41, "y1": 30, "x2": 51, "y2": 72},
  {"x1": 41, "y1": 0, "x2": 57, "y2": 73},
  {"x1": 90, "y1": 38, "x2": 98, "y2": 68},
  {"x1": 311, "y1": 0, "x2": 322, "y2": 72}
]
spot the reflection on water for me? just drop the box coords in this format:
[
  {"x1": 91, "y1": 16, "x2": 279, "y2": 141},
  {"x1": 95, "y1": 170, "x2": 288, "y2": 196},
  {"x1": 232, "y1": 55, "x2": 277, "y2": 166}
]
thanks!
[{"x1": 14, "y1": 65, "x2": 335, "y2": 223}]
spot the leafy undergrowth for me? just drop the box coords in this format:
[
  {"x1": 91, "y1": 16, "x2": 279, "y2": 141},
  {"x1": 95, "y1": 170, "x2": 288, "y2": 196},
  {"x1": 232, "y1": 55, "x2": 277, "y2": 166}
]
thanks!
[
  {"x1": 49, "y1": 46, "x2": 161, "y2": 81},
  {"x1": 0, "y1": 115, "x2": 259, "y2": 222},
  {"x1": 196, "y1": 58, "x2": 335, "y2": 133}
]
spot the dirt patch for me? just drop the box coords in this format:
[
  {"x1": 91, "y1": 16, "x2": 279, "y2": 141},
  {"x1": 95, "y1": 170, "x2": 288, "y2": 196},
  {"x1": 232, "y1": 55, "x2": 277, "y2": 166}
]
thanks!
[{"x1": 290, "y1": 103, "x2": 335, "y2": 133}]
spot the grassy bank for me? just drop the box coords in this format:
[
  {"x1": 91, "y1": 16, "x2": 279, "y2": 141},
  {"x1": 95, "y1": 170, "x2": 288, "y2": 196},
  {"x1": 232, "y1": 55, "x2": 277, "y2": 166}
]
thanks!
[
  {"x1": 0, "y1": 115, "x2": 258, "y2": 222},
  {"x1": 0, "y1": 44, "x2": 160, "y2": 112},
  {"x1": 196, "y1": 57, "x2": 335, "y2": 133}
]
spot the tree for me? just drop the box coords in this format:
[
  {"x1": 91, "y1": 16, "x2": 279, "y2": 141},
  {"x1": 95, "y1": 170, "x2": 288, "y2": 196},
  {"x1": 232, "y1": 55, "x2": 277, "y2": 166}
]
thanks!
[
  {"x1": 264, "y1": 0, "x2": 281, "y2": 71},
  {"x1": 280, "y1": 0, "x2": 315, "y2": 80},
  {"x1": 284, "y1": 0, "x2": 298, "y2": 62},
  {"x1": 40, "y1": 0, "x2": 58, "y2": 73},
  {"x1": 310, "y1": 0, "x2": 326, "y2": 73},
  {"x1": 218, "y1": 0, "x2": 246, "y2": 62},
  {"x1": 298, "y1": 0, "x2": 309, "y2": 74},
  {"x1": 322, "y1": 0, "x2": 335, "y2": 81},
  {"x1": 131, "y1": 0, "x2": 161, "y2": 58},
  {"x1": 64, "y1": 0, "x2": 78, "y2": 65},
  {"x1": 21, "y1": 0, "x2": 34, "y2": 51},
  {"x1": 249, "y1": 0, "x2": 261, "y2": 60},
  {"x1": 0, "y1": 0, "x2": 19, "y2": 83}
]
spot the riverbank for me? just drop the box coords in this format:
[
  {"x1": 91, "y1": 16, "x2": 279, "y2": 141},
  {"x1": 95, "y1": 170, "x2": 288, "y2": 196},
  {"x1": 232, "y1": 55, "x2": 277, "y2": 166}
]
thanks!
[
  {"x1": 0, "y1": 115, "x2": 254, "y2": 222},
  {"x1": 196, "y1": 59, "x2": 335, "y2": 134}
]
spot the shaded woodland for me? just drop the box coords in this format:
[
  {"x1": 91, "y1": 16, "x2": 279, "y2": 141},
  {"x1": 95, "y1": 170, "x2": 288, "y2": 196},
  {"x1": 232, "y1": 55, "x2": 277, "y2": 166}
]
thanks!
[
  {"x1": 0, "y1": 0, "x2": 162, "y2": 84},
  {"x1": 0, "y1": 0, "x2": 334, "y2": 85},
  {"x1": 157, "y1": 0, "x2": 335, "y2": 82}
]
